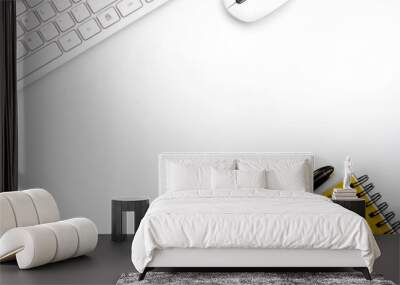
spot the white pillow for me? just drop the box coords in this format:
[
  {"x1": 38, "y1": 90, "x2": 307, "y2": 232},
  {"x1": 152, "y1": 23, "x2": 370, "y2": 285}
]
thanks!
[
  {"x1": 211, "y1": 168, "x2": 237, "y2": 190},
  {"x1": 266, "y1": 162, "x2": 307, "y2": 191},
  {"x1": 211, "y1": 169, "x2": 268, "y2": 190},
  {"x1": 237, "y1": 159, "x2": 310, "y2": 191},
  {"x1": 167, "y1": 163, "x2": 212, "y2": 191},
  {"x1": 166, "y1": 159, "x2": 235, "y2": 192},
  {"x1": 237, "y1": 170, "x2": 267, "y2": 189}
]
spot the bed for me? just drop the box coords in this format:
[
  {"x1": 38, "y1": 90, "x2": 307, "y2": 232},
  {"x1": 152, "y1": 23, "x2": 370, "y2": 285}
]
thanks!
[{"x1": 131, "y1": 153, "x2": 380, "y2": 281}]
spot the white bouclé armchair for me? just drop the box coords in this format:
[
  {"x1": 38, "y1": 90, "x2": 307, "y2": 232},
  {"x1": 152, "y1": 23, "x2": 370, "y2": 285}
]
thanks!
[{"x1": 0, "y1": 189, "x2": 98, "y2": 269}]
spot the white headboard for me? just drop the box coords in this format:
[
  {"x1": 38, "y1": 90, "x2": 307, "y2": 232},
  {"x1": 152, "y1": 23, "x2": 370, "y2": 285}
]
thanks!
[{"x1": 158, "y1": 152, "x2": 314, "y2": 195}]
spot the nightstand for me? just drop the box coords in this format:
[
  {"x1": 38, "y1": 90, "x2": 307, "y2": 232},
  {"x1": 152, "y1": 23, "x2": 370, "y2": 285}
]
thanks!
[
  {"x1": 332, "y1": 199, "x2": 365, "y2": 218},
  {"x1": 111, "y1": 197, "x2": 150, "y2": 242}
]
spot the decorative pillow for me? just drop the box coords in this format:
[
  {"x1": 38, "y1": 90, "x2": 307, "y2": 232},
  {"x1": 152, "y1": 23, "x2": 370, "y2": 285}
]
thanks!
[
  {"x1": 166, "y1": 159, "x2": 236, "y2": 192},
  {"x1": 167, "y1": 159, "x2": 235, "y2": 170},
  {"x1": 167, "y1": 162, "x2": 212, "y2": 191},
  {"x1": 236, "y1": 170, "x2": 267, "y2": 189},
  {"x1": 211, "y1": 169, "x2": 268, "y2": 190},
  {"x1": 211, "y1": 168, "x2": 237, "y2": 190},
  {"x1": 237, "y1": 159, "x2": 310, "y2": 191},
  {"x1": 266, "y1": 162, "x2": 307, "y2": 191}
]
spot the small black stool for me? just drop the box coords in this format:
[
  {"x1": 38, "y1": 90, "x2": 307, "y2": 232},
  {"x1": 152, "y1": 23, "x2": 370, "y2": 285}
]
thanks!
[{"x1": 111, "y1": 197, "x2": 149, "y2": 242}]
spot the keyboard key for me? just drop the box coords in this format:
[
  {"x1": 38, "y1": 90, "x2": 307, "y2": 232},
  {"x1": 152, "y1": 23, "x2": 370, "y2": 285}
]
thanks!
[
  {"x1": 36, "y1": 2, "x2": 56, "y2": 22},
  {"x1": 24, "y1": 31, "x2": 44, "y2": 50},
  {"x1": 26, "y1": 0, "x2": 43, "y2": 7},
  {"x1": 16, "y1": 0, "x2": 27, "y2": 16},
  {"x1": 59, "y1": 30, "x2": 81, "y2": 51},
  {"x1": 71, "y1": 4, "x2": 91, "y2": 23},
  {"x1": 17, "y1": 43, "x2": 62, "y2": 80},
  {"x1": 17, "y1": 41, "x2": 28, "y2": 59},
  {"x1": 40, "y1": 23, "x2": 59, "y2": 41},
  {"x1": 97, "y1": 8, "x2": 120, "y2": 28},
  {"x1": 16, "y1": 22, "x2": 24, "y2": 38},
  {"x1": 117, "y1": 0, "x2": 142, "y2": 17},
  {"x1": 87, "y1": 0, "x2": 116, "y2": 13},
  {"x1": 78, "y1": 19, "x2": 101, "y2": 40},
  {"x1": 55, "y1": 13, "x2": 75, "y2": 32},
  {"x1": 20, "y1": 11, "x2": 40, "y2": 31},
  {"x1": 52, "y1": 0, "x2": 72, "y2": 12}
]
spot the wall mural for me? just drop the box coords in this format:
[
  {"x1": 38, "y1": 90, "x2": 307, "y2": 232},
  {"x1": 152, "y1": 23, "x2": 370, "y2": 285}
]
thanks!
[
  {"x1": 223, "y1": 0, "x2": 290, "y2": 23},
  {"x1": 17, "y1": 0, "x2": 293, "y2": 90},
  {"x1": 314, "y1": 167, "x2": 400, "y2": 235},
  {"x1": 16, "y1": 0, "x2": 170, "y2": 90}
]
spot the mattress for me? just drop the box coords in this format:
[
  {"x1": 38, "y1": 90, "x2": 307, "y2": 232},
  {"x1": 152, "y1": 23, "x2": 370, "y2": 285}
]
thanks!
[{"x1": 131, "y1": 189, "x2": 380, "y2": 273}]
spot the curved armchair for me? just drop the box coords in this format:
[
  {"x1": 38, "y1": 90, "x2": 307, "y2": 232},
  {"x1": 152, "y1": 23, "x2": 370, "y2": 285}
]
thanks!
[{"x1": 0, "y1": 189, "x2": 97, "y2": 269}]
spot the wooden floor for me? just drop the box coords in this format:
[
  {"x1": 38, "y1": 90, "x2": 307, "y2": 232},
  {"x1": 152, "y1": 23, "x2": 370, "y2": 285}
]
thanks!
[{"x1": 0, "y1": 235, "x2": 134, "y2": 285}]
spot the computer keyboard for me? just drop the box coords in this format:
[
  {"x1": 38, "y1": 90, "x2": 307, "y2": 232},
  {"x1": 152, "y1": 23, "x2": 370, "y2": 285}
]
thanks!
[{"x1": 16, "y1": 0, "x2": 170, "y2": 90}]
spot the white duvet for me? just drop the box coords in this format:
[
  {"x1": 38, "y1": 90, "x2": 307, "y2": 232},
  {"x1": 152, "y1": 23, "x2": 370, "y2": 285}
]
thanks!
[{"x1": 131, "y1": 190, "x2": 380, "y2": 273}]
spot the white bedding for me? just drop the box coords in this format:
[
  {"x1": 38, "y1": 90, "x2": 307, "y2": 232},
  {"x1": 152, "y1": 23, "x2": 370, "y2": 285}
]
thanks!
[{"x1": 131, "y1": 190, "x2": 380, "y2": 273}]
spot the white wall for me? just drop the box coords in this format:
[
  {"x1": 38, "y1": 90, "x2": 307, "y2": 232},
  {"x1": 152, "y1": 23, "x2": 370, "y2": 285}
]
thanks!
[{"x1": 19, "y1": 0, "x2": 400, "y2": 233}]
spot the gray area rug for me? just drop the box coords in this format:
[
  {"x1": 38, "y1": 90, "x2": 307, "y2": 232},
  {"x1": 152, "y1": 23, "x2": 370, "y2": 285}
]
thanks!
[{"x1": 116, "y1": 272, "x2": 396, "y2": 285}]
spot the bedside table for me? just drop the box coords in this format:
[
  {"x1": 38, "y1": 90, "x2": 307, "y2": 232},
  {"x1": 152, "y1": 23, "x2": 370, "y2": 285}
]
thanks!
[
  {"x1": 332, "y1": 199, "x2": 365, "y2": 218},
  {"x1": 111, "y1": 197, "x2": 150, "y2": 242}
]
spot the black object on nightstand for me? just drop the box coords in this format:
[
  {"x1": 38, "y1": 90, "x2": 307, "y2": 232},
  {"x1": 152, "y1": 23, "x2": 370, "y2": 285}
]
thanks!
[
  {"x1": 332, "y1": 199, "x2": 366, "y2": 218},
  {"x1": 112, "y1": 197, "x2": 149, "y2": 242}
]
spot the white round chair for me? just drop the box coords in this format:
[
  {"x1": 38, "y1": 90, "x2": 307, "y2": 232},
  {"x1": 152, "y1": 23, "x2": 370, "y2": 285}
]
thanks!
[{"x1": 0, "y1": 189, "x2": 98, "y2": 269}]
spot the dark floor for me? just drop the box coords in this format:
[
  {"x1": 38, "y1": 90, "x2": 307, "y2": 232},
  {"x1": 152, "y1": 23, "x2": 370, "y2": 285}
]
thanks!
[
  {"x1": 1, "y1": 234, "x2": 398, "y2": 285},
  {"x1": 0, "y1": 235, "x2": 134, "y2": 285}
]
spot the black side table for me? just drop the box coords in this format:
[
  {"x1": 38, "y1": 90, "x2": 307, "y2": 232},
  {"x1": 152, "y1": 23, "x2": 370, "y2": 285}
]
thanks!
[
  {"x1": 332, "y1": 199, "x2": 366, "y2": 218},
  {"x1": 112, "y1": 197, "x2": 150, "y2": 242}
]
